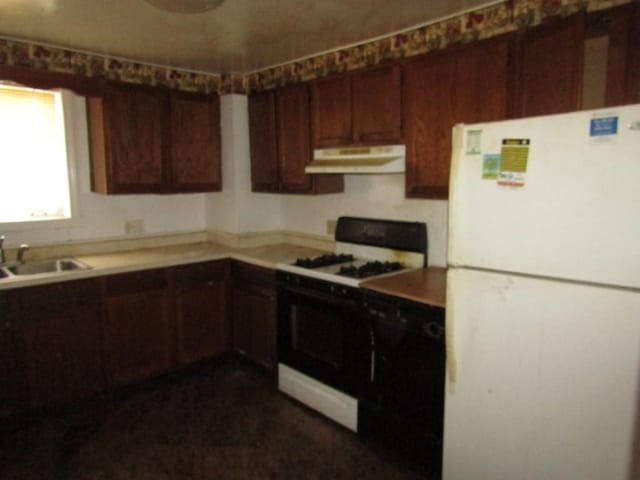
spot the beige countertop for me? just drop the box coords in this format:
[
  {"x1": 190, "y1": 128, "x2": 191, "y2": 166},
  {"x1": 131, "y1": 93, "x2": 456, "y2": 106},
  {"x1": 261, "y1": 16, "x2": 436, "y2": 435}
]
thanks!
[
  {"x1": 0, "y1": 242, "x2": 329, "y2": 290},
  {"x1": 0, "y1": 242, "x2": 448, "y2": 308},
  {"x1": 361, "y1": 267, "x2": 447, "y2": 307}
]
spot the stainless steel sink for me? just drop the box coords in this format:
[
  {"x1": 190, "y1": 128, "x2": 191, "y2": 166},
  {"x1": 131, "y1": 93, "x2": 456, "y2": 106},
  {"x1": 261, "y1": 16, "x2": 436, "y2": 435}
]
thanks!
[{"x1": 6, "y1": 258, "x2": 91, "y2": 276}]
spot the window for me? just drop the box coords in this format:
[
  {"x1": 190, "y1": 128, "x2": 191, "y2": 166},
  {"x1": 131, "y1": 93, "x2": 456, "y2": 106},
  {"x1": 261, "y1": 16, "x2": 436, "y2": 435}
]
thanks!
[{"x1": 0, "y1": 84, "x2": 73, "y2": 223}]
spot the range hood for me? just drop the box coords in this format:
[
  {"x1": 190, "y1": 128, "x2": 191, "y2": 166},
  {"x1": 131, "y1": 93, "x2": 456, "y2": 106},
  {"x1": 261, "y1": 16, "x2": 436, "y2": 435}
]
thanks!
[{"x1": 305, "y1": 145, "x2": 405, "y2": 174}]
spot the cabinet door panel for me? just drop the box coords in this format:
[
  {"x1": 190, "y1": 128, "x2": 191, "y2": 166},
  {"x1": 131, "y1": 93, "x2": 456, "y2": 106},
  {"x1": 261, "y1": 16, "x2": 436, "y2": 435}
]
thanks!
[
  {"x1": 176, "y1": 282, "x2": 228, "y2": 364},
  {"x1": 277, "y1": 83, "x2": 312, "y2": 193},
  {"x1": 16, "y1": 280, "x2": 104, "y2": 408},
  {"x1": 515, "y1": 14, "x2": 584, "y2": 117},
  {"x1": 232, "y1": 287, "x2": 277, "y2": 372},
  {"x1": 404, "y1": 52, "x2": 456, "y2": 199},
  {"x1": 249, "y1": 90, "x2": 280, "y2": 192},
  {"x1": 174, "y1": 261, "x2": 230, "y2": 365},
  {"x1": 0, "y1": 293, "x2": 25, "y2": 416},
  {"x1": 105, "y1": 84, "x2": 166, "y2": 192},
  {"x1": 231, "y1": 262, "x2": 277, "y2": 372},
  {"x1": 352, "y1": 64, "x2": 402, "y2": 144},
  {"x1": 311, "y1": 75, "x2": 352, "y2": 147},
  {"x1": 104, "y1": 291, "x2": 172, "y2": 386},
  {"x1": 404, "y1": 37, "x2": 509, "y2": 199},
  {"x1": 170, "y1": 91, "x2": 221, "y2": 191}
]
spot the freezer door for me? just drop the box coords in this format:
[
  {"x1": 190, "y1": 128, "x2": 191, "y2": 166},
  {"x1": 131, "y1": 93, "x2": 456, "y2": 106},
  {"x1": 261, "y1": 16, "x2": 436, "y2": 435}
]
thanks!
[
  {"x1": 448, "y1": 104, "x2": 640, "y2": 289},
  {"x1": 443, "y1": 268, "x2": 640, "y2": 480}
]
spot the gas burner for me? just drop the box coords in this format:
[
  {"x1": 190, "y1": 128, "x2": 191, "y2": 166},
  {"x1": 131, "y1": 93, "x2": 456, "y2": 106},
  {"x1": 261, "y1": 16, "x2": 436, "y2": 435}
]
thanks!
[
  {"x1": 294, "y1": 253, "x2": 355, "y2": 269},
  {"x1": 337, "y1": 261, "x2": 404, "y2": 279}
]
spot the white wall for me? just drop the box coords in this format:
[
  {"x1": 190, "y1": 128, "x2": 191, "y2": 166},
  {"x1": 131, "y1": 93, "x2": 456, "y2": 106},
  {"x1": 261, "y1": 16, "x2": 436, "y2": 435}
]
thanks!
[
  {"x1": 207, "y1": 95, "x2": 449, "y2": 267},
  {"x1": 1, "y1": 91, "x2": 207, "y2": 248},
  {"x1": 205, "y1": 95, "x2": 283, "y2": 233}
]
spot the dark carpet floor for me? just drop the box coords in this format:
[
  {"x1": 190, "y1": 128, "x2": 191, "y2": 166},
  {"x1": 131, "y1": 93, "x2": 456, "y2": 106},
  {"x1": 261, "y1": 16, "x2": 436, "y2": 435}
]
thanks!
[{"x1": 0, "y1": 359, "x2": 436, "y2": 479}]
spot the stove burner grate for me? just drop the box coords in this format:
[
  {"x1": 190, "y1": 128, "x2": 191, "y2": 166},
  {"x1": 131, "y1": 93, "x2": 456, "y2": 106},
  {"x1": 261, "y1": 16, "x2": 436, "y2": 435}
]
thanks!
[
  {"x1": 337, "y1": 261, "x2": 403, "y2": 279},
  {"x1": 294, "y1": 253, "x2": 355, "y2": 269}
]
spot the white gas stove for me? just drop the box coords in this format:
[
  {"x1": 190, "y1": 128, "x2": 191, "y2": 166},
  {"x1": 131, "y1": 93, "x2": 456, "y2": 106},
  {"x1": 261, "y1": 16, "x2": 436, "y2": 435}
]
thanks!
[{"x1": 276, "y1": 217, "x2": 428, "y2": 287}]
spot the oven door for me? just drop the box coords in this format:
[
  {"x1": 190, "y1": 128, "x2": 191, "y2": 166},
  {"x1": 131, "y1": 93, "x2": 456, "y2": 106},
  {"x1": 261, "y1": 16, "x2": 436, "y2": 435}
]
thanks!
[{"x1": 277, "y1": 281, "x2": 371, "y2": 397}]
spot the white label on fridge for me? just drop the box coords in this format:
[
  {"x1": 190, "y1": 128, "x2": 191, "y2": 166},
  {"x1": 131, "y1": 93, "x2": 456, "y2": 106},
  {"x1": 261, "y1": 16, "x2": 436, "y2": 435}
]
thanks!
[{"x1": 465, "y1": 129, "x2": 482, "y2": 154}]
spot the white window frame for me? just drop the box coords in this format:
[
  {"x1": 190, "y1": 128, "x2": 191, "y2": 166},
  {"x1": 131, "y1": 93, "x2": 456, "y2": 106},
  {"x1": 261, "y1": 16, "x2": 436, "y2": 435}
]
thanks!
[{"x1": 0, "y1": 87, "x2": 80, "y2": 231}]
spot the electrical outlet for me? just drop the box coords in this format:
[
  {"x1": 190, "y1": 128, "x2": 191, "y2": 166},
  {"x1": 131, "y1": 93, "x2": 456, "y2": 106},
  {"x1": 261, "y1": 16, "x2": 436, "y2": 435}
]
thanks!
[
  {"x1": 125, "y1": 219, "x2": 144, "y2": 235},
  {"x1": 327, "y1": 219, "x2": 337, "y2": 235}
]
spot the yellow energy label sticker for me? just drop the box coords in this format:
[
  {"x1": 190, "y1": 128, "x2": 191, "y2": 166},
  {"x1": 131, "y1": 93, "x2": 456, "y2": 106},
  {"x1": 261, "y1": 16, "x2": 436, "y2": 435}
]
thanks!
[{"x1": 498, "y1": 138, "x2": 530, "y2": 187}]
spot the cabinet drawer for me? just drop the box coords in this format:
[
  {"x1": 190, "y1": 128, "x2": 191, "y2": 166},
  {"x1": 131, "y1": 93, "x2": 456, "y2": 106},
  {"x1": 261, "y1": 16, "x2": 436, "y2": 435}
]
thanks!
[
  {"x1": 105, "y1": 269, "x2": 168, "y2": 296},
  {"x1": 173, "y1": 259, "x2": 229, "y2": 290}
]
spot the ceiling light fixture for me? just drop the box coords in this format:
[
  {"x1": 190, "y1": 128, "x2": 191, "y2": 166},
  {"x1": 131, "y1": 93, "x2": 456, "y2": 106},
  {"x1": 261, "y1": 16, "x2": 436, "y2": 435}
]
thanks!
[{"x1": 144, "y1": 0, "x2": 225, "y2": 14}]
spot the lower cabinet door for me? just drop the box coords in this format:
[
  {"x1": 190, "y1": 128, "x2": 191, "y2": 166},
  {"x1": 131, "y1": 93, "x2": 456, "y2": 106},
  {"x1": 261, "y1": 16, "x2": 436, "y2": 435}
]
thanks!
[
  {"x1": 104, "y1": 291, "x2": 172, "y2": 387},
  {"x1": 232, "y1": 285, "x2": 277, "y2": 372},
  {"x1": 175, "y1": 279, "x2": 229, "y2": 365},
  {"x1": 16, "y1": 280, "x2": 105, "y2": 408}
]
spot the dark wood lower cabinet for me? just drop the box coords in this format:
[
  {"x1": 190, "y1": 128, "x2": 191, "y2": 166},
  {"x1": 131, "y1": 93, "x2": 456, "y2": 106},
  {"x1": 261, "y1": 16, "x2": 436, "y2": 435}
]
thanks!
[
  {"x1": 0, "y1": 291, "x2": 26, "y2": 417},
  {"x1": 173, "y1": 260, "x2": 230, "y2": 365},
  {"x1": 13, "y1": 280, "x2": 105, "y2": 408},
  {"x1": 0, "y1": 259, "x2": 271, "y2": 414},
  {"x1": 231, "y1": 261, "x2": 277, "y2": 373},
  {"x1": 103, "y1": 269, "x2": 173, "y2": 387}
]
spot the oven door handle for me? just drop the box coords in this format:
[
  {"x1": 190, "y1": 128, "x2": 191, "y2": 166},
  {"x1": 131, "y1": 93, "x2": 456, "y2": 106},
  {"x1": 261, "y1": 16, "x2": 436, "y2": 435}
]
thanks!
[{"x1": 278, "y1": 284, "x2": 360, "y2": 311}]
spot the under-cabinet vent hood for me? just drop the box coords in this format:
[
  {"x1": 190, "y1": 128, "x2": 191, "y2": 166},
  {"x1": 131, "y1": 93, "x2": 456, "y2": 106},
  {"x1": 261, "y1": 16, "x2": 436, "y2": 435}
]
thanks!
[{"x1": 306, "y1": 145, "x2": 405, "y2": 174}]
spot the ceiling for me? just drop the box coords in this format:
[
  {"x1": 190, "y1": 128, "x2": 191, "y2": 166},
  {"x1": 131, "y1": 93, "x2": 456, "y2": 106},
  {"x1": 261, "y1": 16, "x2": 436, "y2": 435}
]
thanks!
[{"x1": 0, "y1": 0, "x2": 496, "y2": 74}]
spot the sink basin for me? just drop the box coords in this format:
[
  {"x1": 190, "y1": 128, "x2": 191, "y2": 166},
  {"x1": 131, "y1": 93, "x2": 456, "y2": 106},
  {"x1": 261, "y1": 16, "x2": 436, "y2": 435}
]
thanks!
[
  {"x1": 7, "y1": 258, "x2": 91, "y2": 276},
  {"x1": 0, "y1": 268, "x2": 8, "y2": 279}
]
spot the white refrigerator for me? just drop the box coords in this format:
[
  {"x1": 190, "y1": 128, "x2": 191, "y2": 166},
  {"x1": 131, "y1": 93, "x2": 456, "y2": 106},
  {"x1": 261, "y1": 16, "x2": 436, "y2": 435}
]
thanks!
[{"x1": 443, "y1": 104, "x2": 640, "y2": 480}]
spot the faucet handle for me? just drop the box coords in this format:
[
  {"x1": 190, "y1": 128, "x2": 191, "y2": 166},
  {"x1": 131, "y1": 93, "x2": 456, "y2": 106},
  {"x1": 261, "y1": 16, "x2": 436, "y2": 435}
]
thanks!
[{"x1": 17, "y1": 244, "x2": 30, "y2": 264}]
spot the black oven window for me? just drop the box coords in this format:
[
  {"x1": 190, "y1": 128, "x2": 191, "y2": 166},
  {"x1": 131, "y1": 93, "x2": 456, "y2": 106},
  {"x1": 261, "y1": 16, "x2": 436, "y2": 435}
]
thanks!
[{"x1": 291, "y1": 305, "x2": 344, "y2": 370}]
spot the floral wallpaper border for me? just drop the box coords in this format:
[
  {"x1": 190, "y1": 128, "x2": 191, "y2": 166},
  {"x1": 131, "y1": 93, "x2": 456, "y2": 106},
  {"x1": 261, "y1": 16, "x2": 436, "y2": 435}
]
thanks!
[{"x1": 0, "y1": 0, "x2": 631, "y2": 95}]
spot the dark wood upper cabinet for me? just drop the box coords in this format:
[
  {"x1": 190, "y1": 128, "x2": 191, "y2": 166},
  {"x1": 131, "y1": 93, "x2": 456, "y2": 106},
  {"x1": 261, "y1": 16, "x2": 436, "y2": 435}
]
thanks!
[
  {"x1": 311, "y1": 64, "x2": 402, "y2": 147},
  {"x1": 88, "y1": 82, "x2": 222, "y2": 194},
  {"x1": 352, "y1": 63, "x2": 402, "y2": 144},
  {"x1": 513, "y1": 13, "x2": 585, "y2": 117},
  {"x1": 277, "y1": 83, "x2": 313, "y2": 193},
  {"x1": 585, "y1": 2, "x2": 640, "y2": 108},
  {"x1": 404, "y1": 36, "x2": 510, "y2": 199},
  {"x1": 88, "y1": 82, "x2": 166, "y2": 194},
  {"x1": 249, "y1": 90, "x2": 280, "y2": 192},
  {"x1": 311, "y1": 74, "x2": 352, "y2": 147},
  {"x1": 169, "y1": 91, "x2": 222, "y2": 192},
  {"x1": 248, "y1": 83, "x2": 343, "y2": 194}
]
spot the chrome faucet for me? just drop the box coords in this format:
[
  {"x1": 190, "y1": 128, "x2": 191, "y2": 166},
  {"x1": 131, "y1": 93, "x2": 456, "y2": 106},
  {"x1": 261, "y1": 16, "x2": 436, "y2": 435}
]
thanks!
[
  {"x1": 0, "y1": 235, "x2": 5, "y2": 264},
  {"x1": 17, "y1": 244, "x2": 29, "y2": 264}
]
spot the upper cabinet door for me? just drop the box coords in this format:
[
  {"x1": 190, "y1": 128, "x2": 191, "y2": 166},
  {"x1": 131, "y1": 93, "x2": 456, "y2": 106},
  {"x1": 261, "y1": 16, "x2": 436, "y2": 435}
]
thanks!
[
  {"x1": 352, "y1": 64, "x2": 402, "y2": 144},
  {"x1": 277, "y1": 83, "x2": 313, "y2": 193},
  {"x1": 311, "y1": 74, "x2": 352, "y2": 147},
  {"x1": 169, "y1": 91, "x2": 222, "y2": 192},
  {"x1": 248, "y1": 90, "x2": 279, "y2": 192},
  {"x1": 404, "y1": 36, "x2": 510, "y2": 199},
  {"x1": 584, "y1": 2, "x2": 640, "y2": 107},
  {"x1": 513, "y1": 13, "x2": 585, "y2": 117},
  {"x1": 102, "y1": 83, "x2": 166, "y2": 193}
]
